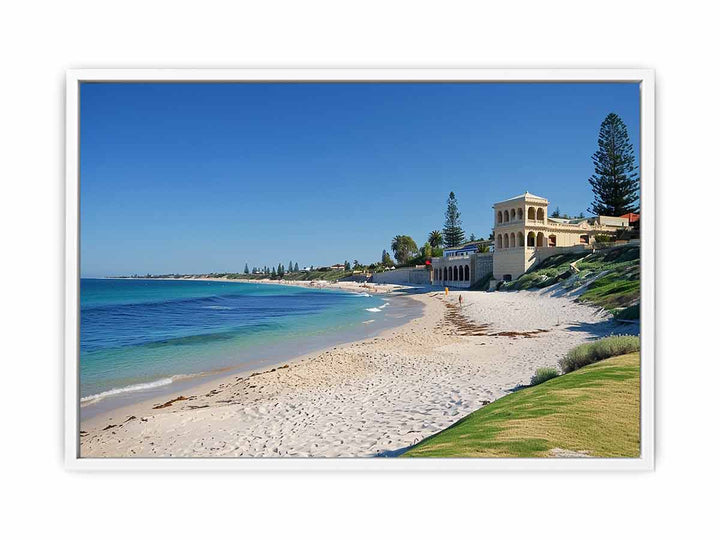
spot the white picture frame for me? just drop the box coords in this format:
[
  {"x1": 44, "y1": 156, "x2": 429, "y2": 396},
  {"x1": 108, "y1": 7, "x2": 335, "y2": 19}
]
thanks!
[{"x1": 65, "y1": 68, "x2": 655, "y2": 471}]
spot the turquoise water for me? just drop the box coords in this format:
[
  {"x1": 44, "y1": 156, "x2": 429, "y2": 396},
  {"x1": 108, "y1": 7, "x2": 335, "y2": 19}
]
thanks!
[{"x1": 80, "y1": 279, "x2": 413, "y2": 411}]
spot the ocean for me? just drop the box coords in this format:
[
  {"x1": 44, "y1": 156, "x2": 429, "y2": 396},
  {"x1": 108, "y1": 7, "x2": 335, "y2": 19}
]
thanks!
[{"x1": 80, "y1": 278, "x2": 418, "y2": 417}]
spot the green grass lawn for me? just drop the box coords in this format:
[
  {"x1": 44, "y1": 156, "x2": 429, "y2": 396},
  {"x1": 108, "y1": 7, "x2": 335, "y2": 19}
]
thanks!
[{"x1": 403, "y1": 352, "x2": 640, "y2": 458}]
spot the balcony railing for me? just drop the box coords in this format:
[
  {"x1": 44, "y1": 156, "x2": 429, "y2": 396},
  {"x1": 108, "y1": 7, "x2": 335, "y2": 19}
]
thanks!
[{"x1": 495, "y1": 218, "x2": 546, "y2": 227}]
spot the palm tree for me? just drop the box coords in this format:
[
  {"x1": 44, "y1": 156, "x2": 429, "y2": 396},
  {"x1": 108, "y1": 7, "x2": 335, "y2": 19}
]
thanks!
[
  {"x1": 391, "y1": 235, "x2": 418, "y2": 265},
  {"x1": 428, "y1": 230, "x2": 443, "y2": 248}
]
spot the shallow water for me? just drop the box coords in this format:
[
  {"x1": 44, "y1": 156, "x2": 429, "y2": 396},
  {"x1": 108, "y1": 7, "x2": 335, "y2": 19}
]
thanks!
[{"x1": 79, "y1": 278, "x2": 421, "y2": 418}]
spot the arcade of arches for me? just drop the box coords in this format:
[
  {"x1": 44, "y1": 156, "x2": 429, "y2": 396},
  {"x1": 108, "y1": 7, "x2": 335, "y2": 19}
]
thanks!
[{"x1": 433, "y1": 264, "x2": 471, "y2": 283}]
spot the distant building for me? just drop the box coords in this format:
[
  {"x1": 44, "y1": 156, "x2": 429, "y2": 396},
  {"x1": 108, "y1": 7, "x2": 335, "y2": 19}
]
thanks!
[
  {"x1": 430, "y1": 191, "x2": 633, "y2": 288},
  {"x1": 442, "y1": 240, "x2": 492, "y2": 257}
]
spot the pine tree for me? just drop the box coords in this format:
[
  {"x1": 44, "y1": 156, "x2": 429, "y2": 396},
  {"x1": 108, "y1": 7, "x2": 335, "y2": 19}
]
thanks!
[
  {"x1": 442, "y1": 192, "x2": 465, "y2": 247},
  {"x1": 288, "y1": 260, "x2": 293, "y2": 274},
  {"x1": 381, "y1": 250, "x2": 393, "y2": 267},
  {"x1": 551, "y1": 206, "x2": 561, "y2": 218},
  {"x1": 294, "y1": 262, "x2": 299, "y2": 272},
  {"x1": 243, "y1": 263, "x2": 249, "y2": 274},
  {"x1": 588, "y1": 113, "x2": 640, "y2": 216}
]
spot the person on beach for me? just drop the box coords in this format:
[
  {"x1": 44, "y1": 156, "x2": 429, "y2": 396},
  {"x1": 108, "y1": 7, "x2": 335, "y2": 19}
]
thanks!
[{"x1": 459, "y1": 294, "x2": 463, "y2": 306}]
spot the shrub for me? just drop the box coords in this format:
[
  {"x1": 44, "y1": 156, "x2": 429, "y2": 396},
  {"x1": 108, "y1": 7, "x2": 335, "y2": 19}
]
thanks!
[
  {"x1": 560, "y1": 335, "x2": 640, "y2": 373},
  {"x1": 530, "y1": 367, "x2": 560, "y2": 386},
  {"x1": 615, "y1": 303, "x2": 640, "y2": 320}
]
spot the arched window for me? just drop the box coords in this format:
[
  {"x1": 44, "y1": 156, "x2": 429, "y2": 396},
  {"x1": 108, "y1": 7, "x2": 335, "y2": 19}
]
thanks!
[
  {"x1": 465, "y1": 265, "x2": 470, "y2": 281},
  {"x1": 510, "y1": 208, "x2": 516, "y2": 221},
  {"x1": 528, "y1": 207, "x2": 536, "y2": 220},
  {"x1": 497, "y1": 211, "x2": 503, "y2": 224},
  {"x1": 527, "y1": 231, "x2": 536, "y2": 247},
  {"x1": 537, "y1": 232, "x2": 544, "y2": 247},
  {"x1": 549, "y1": 234, "x2": 557, "y2": 247},
  {"x1": 453, "y1": 266, "x2": 458, "y2": 281},
  {"x1": 518, "y1": 208, "x2": 523, "y2": 220},
  {"x1": 504, "y1": 233, "x2": 509, "y2": 248},
  {"x1": 517, "y1": 231, "x2": 524, "y2": 247},
  {"x1": 443, "y1": 267, "x2": 447, "y2": 280},
  {"x1": 537, "y1": 208, "x2": 545, "y2": 221},
  {"x1": 503, "y1": 210, "x2": 509, "y2": 222},
  {"x1": 510, "y1": 233, "x2": 516, "y2": 247},
  {"x1": 459, "y1": 266, "x2": 464, "y2": 281},
  {"x1": 497, "y1": 235, "x2": 503, "y2": 249}
]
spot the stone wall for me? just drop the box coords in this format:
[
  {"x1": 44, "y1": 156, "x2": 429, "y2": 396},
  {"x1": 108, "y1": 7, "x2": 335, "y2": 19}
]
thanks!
[
  {"x1": 370, "y1": 267, "x2": 431, "y2": 286},
  {"x1": 493, "y1": 245, "x2": 591, "y2": 280},
  {"x1": 473, "y1": 252, "x2": 493, "y2": 281}
]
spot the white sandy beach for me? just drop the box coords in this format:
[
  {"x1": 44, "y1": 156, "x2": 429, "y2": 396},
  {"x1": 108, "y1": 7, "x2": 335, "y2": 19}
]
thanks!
[{"x1": 80, "y1": 285, "x2": 632, "y2": 458}]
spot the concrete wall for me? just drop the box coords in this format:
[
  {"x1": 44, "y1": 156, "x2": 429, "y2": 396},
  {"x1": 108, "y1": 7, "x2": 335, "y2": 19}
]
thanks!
[
  {"x1": 473, "y1": 253, "x2": 493, "y2": 281},
  {"x1": 493, "y1": 245, "x2": 590, "y2": 280},
  {"x1": 533, "y1": 245, "x2": 589, "y2": 266},
  {"x1": 370, "y1": 267, "x2": 431, "y2": 286}
]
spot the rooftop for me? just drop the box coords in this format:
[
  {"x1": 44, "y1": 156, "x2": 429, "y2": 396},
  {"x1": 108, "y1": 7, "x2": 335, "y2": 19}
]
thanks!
[{"x1": 494, "y1": 191, "x2": 548, "y2": 206}]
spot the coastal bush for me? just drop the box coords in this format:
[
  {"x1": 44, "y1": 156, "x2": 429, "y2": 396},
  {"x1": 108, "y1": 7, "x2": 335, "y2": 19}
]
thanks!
[
  {"x1": 560, "y1": 335, "x2": 640, "y2": 373},
  {"x1": 530, "y1": 367, "x2": 559, "y2": 386},
  {"x1": 594, "y1": 234, "x2": 614, "y2": 244},
  {"x1": 614, "y1": 303, "x2": 640, "y2": 320}
]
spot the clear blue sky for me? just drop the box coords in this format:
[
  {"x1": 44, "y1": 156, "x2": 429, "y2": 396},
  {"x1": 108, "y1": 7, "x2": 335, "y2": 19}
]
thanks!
[{"x1": 80, "y1": 82, "x2": 640, "y2": 277}]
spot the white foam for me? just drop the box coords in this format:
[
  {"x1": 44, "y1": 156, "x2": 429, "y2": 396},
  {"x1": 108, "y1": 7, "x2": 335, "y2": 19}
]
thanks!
[
  {"x1": 81, "y1": 376, "x2": 181, "y2": 405},
  {"x1": 365, "y1": 302, "x2": 390, "y2": 313}
]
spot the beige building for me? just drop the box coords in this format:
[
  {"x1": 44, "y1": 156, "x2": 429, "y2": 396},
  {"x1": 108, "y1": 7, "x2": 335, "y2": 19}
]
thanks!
[{"x1": 492, "y1": 192, "x2": 629, "y2": 281}]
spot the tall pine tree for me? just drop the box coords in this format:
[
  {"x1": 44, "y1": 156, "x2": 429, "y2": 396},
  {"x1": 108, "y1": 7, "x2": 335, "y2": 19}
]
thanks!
[
  {"x1": 442, "y1": 192, "x2": 465, "y2": 247},
  {"x1": 588, "y1": 113, "x2": 639, "y2": 216}
]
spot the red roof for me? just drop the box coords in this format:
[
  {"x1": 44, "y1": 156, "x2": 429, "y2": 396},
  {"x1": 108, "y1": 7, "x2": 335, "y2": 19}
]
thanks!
[{"x1": 620, "y1": 212, "x2": 640, "y2": 223}]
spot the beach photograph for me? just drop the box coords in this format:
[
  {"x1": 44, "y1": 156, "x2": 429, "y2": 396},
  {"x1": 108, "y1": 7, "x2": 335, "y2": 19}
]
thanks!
[{"x1": 76, "y1": 78, "x2": 645, "y2": 460}]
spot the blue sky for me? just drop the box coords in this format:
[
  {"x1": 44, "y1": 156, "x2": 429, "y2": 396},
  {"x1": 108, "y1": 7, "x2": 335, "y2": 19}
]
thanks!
[{"x1": 80, "y1": 82, "x2": 640, "y2": 277}]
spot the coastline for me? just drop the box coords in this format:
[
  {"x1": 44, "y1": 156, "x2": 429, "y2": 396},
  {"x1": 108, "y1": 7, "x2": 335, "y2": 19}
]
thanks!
[
  {"x1": 80, "y1": 279, "x2": 423, "y2": 420},
  {"x1": 80, "y1": 287, "x2": 635, "y2": 458}
]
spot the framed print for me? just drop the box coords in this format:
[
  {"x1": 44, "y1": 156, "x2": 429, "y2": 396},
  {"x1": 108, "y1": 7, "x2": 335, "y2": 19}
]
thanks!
[{"x1": 65, "y1": 69, "x2": 654, "y2": 470}]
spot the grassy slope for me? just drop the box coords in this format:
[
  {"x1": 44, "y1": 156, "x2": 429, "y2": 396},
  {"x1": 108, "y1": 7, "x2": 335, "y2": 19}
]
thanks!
[
  {"x1": 499, "y1": 244, "x2": 640, "y2": 311},
  {"x1": 403, "y1": 352, "x2": 640, "y2": 458}
]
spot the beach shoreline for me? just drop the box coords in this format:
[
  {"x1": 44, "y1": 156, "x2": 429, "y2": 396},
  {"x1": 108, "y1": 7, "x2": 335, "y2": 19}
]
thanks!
[
  {"x1": 79, "y1": 279, "x2": 425, "y2": 420},
  {"x1": 80, "y1": 287, "x2": 636, "y2": 458}
]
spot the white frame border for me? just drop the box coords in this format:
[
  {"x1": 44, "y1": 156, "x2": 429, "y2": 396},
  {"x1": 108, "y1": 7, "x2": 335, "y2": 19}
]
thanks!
[{"x1": 65, "y1": 69, "x2": 655, "y2": 471}]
